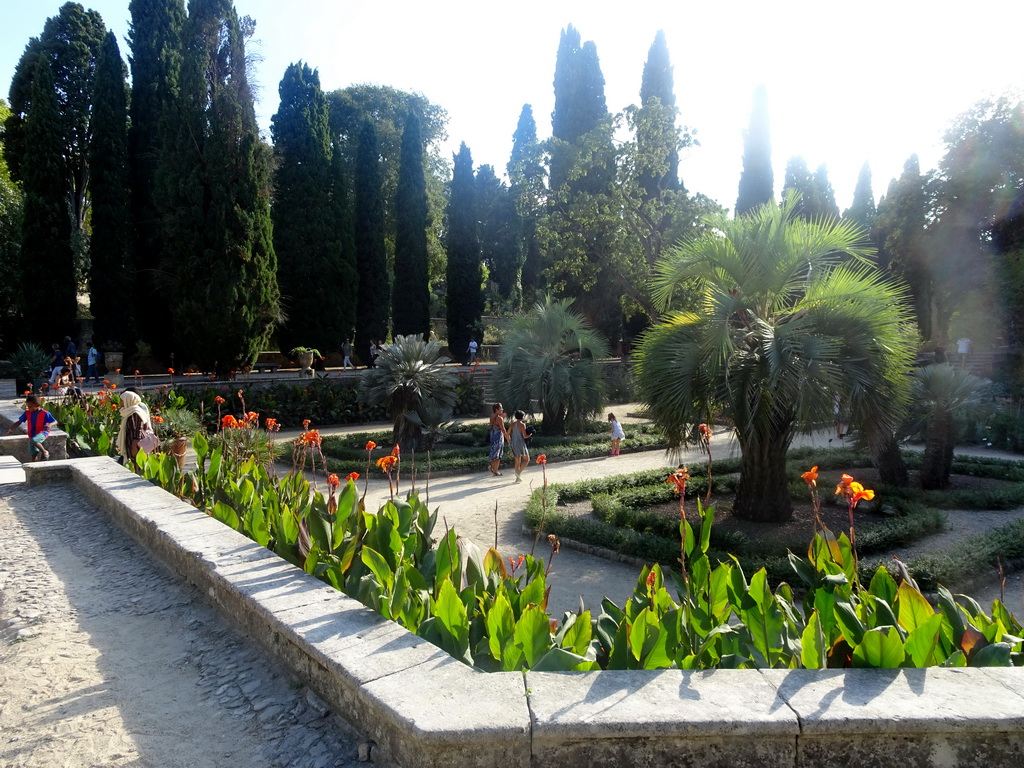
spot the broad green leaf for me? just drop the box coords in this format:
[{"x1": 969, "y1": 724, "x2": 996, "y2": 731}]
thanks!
[
  {"x1": 970, "y1": 643, "x2": 1012, "y2": 667},
  {"x1": 896, "y1": 580, "x2": 936, "y2": 633},
  {"x1": 851, "y1": 627, "x2": 906, "y2": 668},
  {"x1": 801, "y1": 610, "x2": 826, "y2": 669},
  {"x1": 486, "y1": 593, "x2": 515, "y2": 661},
  {"x1": 868, "y1": 566, "x2": 898, "y2": 605},
  {"x1": 558, "y1": 610, "x2": 592, "y2": 656},
  {"x1": 361, "y1": 547, "x2": 394, "y2": 592},
  {"x1": 904, "y1": 613, "x2": 944, "y2": 667},
  {"x1": 514, "y1": 604, "x2": 552, "y2": 668},
  {"x1": 433, "y1": 579, "x2": 470, "y2": 654},
  {"x1": 532, "y1": 647, "x2": 598, "y2": 671},
  {"x1": 834, "y1": 601, "x2": 866, "y2": 646}
]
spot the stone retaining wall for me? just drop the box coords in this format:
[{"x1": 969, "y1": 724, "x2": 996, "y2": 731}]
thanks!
[
  {"x1": 22, "y1": 458, "x2": 1024, "y2": 768},
  {"x1": 0, "y1": 406, "x2": 69, "y2": 463}
]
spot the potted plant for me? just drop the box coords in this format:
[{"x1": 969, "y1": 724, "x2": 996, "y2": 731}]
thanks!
[
  {"x1": 154, "y1": 407, "x2": 204, "y2": 470},
  {"x1": 290, "y1": 346, "x2": 321, "y2": 378},
  {"x1": 9, "y1": 342, "x2": 52, "y2": 396},
  {"x1": 101, "y1": 340, "x2": 125, "y2": 374}
]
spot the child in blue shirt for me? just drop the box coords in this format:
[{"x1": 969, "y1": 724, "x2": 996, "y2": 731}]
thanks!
[{"x1": 5, "y1": 395, "x2": 57, "y2": 461}]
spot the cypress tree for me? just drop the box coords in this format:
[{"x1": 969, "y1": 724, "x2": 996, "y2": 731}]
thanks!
[
  {"x1": 0, "y1": 100, "x2": 24, "y2": 346},
  {"x1": 89, "y1": 30, "x2": 133, "y2": 346},
  {"x1": 638, "y1": 30, "x2": 679, "y2": 197},
  {"x1": 782, "y1": 155, "x2": 812, "y2": 218},
  {"x1": 272, "y1": 62, "x2": 353, "y2": 353},
  {"x1": 392, "y1": 111, "x2": 431, "y2": 338},
  {"x1": 736, "y1": 84, "x2": 774, "y2": 216},
  {"x1": 811, "y1": 164, "x2": 840, "y2": 220},
  {"x1": 159, "y1": 0, "x2": 280, "y2": 374},
  {"x1": 844, "y1": 161, "x2": 877, "y2": 233},
  {"x1": 550, "y1": 24, "x2": 609, "y2": 190},
  {"x1": 446, "y1": 143, "x2": 482, "y2": 364},
  {"x1": 353, "y1": 118, "x2": 389, "y2": 358},
  {"x1": 507, "y1": 104, "x2": 544, "y2": 306},
  {"x1": 20, "y1": 58, "x2": 76, "y2": 342},
  {"x1": 128, "y1": 0, "x2": 185, "y2": 353},
  {"x1": 476, "y1": 164, "x2": 522, "y2": 310}
]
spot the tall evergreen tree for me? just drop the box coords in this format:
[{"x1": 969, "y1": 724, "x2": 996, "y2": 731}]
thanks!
[
  {"x1": 128, "y1": 0, "x2": 185, "y2": 352},
  {"x1": 446, "y1": 143, "x2": 482, "y2": 363},
  {"x1": 638, "y1": 29, "x2": 679, "y2": 197},
  {"x1": 782, "y1": 155, "x2": 812, "y2": 217},
  {"x1": 811, "y1": 163, "x2": 840, "y2": 220},
  {"x1": 392, "y1": 111, "x2": 431, "y2": 337},
  {"x1": 6, "y1": 2, "x2": 106, "y2": 235},
  {"x1": 353, "y1": 118, "x2": 389, "y2": 357},
  {"x1": 271, "y1": 62, "x2": 354, "y2": 353},
  {"x1": 89, "y1": 31, "x2": 133, "y2": 346},
  {"x1": 0, "y1": 100, "x2": 24, "y2": 347},
  {"x1": 843, "y1": 161, "x2": 876, "y2": 233},
  {"x1": 158, "y1": 0, "x2": 279, "y2": 373},
  {"x1": 549, "y1": 24, "x2": 609, "y2": 190},
  {"x1": 476, "y1": 164, "x2": 522, "y2": 310},
  {"x1": 735, "y1": 84, "x2": 774, "y2": 216},
  {"x1": 507, "y1": 104, "x2": 544, "y2": 306},
  {"x1": 20, "y1": 59, "x2": 76, "y2": 342}
]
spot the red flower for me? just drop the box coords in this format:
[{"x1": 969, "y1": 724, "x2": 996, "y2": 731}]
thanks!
[
  {"x1": 801, "y1": 466, "x2": 819, "y2": 487},
  {"x1": 214, "y1": 396, "x2": 226, "y2": 404},
  {"x1": 265, "y1": 417, "x2": 278, "y2": 431},
  {"x1": 327, "y1": 473, "x2": 341, "y2": 488},
  {"x1": 346, "y1": 472, "x2": 360, "y2": 482},
  {"x1": 302, "y1": 418, "x2": 311, "y2": 429},
  {"x1": 168, "y1": 367, "x2": 175, "y2": 374},
  {"x1": 300, "y1": 429, "x2": 322, "y2": 446},
  {"x1": 151, "y1": 415, "x2": 164, "y2": 423},
  {"x1": 536, "y1": 454, "x2": 547, "y2": 465},
  {"x1": 365, "y1": 440, "x2": 377, "y2": 452},
  {"x1": 390, "y1": 444, "x2": 400, "y2": 457},
  {"x1": 222, "y1": 414, "x2": 238, "y2": 428},
  {"x1": 376, "y1": 455, "x2": 398, "y2": 472},
  {"x1": 666, "y1": 467, "x2": 689, "y2": 496},
  {"x1": 134, "y1": 370, "x2": 140, "y2": 375}
]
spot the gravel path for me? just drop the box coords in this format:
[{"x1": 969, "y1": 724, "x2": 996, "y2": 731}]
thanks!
[{"x1": 0, "y1": 484, "x2": 366, "y2": 768}]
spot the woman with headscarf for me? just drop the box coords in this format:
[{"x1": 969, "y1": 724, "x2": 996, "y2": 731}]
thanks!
[{"x1": 116, "y1": 389, "x2": 153, "y2": 468}]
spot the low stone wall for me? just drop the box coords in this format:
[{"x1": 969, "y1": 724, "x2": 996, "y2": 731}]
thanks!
[{"x1": 22, "y1": 458, "x2": 1024, "y2": 768}]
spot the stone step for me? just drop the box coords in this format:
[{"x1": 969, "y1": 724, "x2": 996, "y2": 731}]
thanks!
[{"x1": 0, "y1": 454, "x2": 25, "y2": 485}]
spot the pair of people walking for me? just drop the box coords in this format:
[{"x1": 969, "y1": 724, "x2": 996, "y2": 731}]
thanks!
[{"x1": 488, "y1": 403, "x2": 531, "y2": 482}]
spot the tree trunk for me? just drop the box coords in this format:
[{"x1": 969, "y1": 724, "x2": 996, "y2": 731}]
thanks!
[
  {"x1": 733, "y1": 436, "x2": 793, "y2": 522},
  {"x1": 921, "y1": 410, "x2": 954, "y2": 490}
]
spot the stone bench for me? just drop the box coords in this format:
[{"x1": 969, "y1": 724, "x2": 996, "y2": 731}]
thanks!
[{"x1": 21, "y1": 457, "x2": 1024, "y2": 768}]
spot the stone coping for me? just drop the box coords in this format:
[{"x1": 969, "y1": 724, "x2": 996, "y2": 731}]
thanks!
[
  {"x1": 22, "y1": 458, "x2": 1024, "y2": 768},
  {"x1": 0, "y1": 405, "x2": 69, "y2": 463}
]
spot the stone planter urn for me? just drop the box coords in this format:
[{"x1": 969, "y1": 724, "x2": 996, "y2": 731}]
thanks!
[
  {"x1": 104, "y1": 351, "x2": 124, "y2": 374},
  {"x1": 296, "y1": 351, "x2": 315, "y2": 377}
]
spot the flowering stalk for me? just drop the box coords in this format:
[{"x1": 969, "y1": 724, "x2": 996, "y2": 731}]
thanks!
[
  {"x1": 667, "y1": 466, "x2": 690, "y2": 582},
  {"x1": 363, "y1": 441, "x2": 377, "y2": 500},
  {"x1": 834, "y1": 472, "x2": 874, "y2": 587},
  {"x1": 530, "y1": 455, "x2": 548, "y2": 556},
  {"x1": 697, "y1": 423, "x2": 713, "y2": 505}
]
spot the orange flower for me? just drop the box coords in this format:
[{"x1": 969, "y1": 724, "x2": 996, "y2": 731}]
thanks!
[
  {"x1": 346, "y1": 472, "x2": 360, "y2": 482},
  {"x1": 302, "y1": 419, "x2": 311, "y2": 429},
  {"x1": 109, "y1": 384, "x2": 117, "y2": 389},
  {"x1": 365, "y1": 440, "x2": 377, "y2": 452},
  {"x1": 851, "y1": 482, "x2": 875, "y2": 506},
  {"x1": 222, "y1": 414, "x2": 238, "y2": 428},
  {"x1": 300, "y1": 429, "x2": 321, "y2": 446},
  {"x1": 115, "y1": 368, "x2": 121, "y2": 373},
  {"x1": 327, "y1": 473, "x2": 341, "y2": 488},
  {"x1": 103, "y1": 379, "x2": 110, "y2": 385},
  {"x1": 265, "y1": 417, "x2": 278, "y2": 431},
  {"x1": 376, "y1": 455, "x2": 398, "y2": 472},
  {"x1": 390, "y1": 444, "x2": 400, "y2": 457},
  {"x1": 801, "y1": 466, "x2": 819, "y2": 487},
  {"x1": 666, "y1": 467, "x2": 689, "y2": 495},
  {"x1": 536, "y1": 454, "x2": 547, "y2": 465},
  {"x1": 134, "y1": 369, "x2": 140, "y2": 375},
  {"x1": 214, "y1": 396, "x2": 226, "y2": 404},
  {"x1": 151, "y1": 415, "x2": 164, "y2": 423},
  {"x1": 646, "y1": 570, "x2": 657, "y2": 589},
  {"x1": 834, "y1": 473, "x2": 855, "y2": 496},
  {"x1": 168, "y1": 367, "x2": 175, "y2": 374},
  {"x1": 697, "y1": 423, "x2": 712, "y2": 440},
  {"x1": 244, "y1": 411, "x2": 259, "y2": 423}
]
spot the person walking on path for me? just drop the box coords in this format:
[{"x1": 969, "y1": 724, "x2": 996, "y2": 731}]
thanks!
[
  {"x1": 488, "y1": 402, "x2": 511, "y2": 476},
  {"x1": 341, "y1": 339, "x2": 355, "y2": 370},
  {"x1": 5, "y1": 394, "x2": 56, "y2": 461},
  {"x1": 84, "y1": 342, "x2": 101, "y2": 384},
  {"x1": 467, "y1": 338, "x2": 479, "y2": 364},
  {"x1": 510, "y1": 409, "x2": 530, "y2": 482},
  {"x1": 607, "y1": 412, "x2": 625, "y2": 456}
]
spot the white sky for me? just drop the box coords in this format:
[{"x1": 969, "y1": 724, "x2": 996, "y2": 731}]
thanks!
[{"x1": 3, "y1": 0, "x2": 1023, "y2": 211}]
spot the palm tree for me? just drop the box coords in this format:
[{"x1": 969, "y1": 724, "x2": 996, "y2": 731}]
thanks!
[
  {"x1": 494, "y1": 295, "x2": 610, "y2": 435},
  {"x1": 635, "y1": 195, "x2": 917, "y2": 522},
  {"x1": 360, "y1": 335, "x2": 458, "y2": 454},
  {"x1": 910, "y1": 363, "x2": 989, "y2": 489}
]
